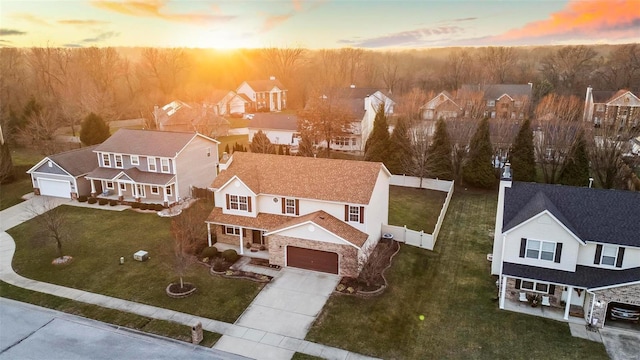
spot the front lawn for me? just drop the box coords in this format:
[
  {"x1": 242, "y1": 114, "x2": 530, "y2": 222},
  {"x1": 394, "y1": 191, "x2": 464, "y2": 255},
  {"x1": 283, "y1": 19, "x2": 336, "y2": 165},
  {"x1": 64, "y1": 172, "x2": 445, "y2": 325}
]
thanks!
[
  {"x1": 306, "y1": 189, "x2": 607, "y2": 359},
  {"x1": 8, "y1": 206, "x2": 263, "y2": 323},
  {"x1": 388, "y1": 185, "x2": 447, "y2": 233}
]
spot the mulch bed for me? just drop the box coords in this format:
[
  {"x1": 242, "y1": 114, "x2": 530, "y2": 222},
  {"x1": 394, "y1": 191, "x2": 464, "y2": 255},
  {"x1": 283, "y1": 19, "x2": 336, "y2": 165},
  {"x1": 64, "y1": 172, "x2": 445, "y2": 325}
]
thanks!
[{"x1": 335, "y1": 239, "x2": 401, "y2": 296}]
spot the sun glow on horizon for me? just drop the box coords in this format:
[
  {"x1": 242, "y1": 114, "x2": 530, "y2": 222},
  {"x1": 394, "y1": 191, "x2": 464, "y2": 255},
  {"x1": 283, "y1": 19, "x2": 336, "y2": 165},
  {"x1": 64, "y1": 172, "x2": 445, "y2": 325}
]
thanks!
[{"x1": 180, "y1": 27, "x2": 260, "y2": 49}]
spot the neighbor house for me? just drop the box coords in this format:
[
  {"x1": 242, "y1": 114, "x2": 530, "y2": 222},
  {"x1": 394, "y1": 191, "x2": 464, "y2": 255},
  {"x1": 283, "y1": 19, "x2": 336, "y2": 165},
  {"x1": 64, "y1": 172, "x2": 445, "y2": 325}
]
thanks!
[
  {"x1": 457, "y1": 83, "x2": 533, "y2": 120},
  {"x1": 247, "y1": 113, "x2": 300, "y2": 149},
  {"x1": 27, "y1": 146, "x2": 98, "y2": 199},
  {"x1": 236, "y1": 77, "x2": 287, "y2": 112},
  {"x1": 206, "y1": 152, "x2": 391, "y2": 276},
  {"x1": 421, "y1": 91, "x2": 462, "y2": 121},
  {"x1": 85, "y1": 129, "x2": 219, "y2": 206},
  {"x1": 154, "y1": 100, "x2": 230, "y2": 138},
  {"x1": 583, "y1": 86, "x2": 640, "y2": 128},
  {"x1": 206, "y1": 89, "x2": 250, "y2": 116},
  {"x1": 491, "y1": 165, "x2": 640, "y2": 329}
]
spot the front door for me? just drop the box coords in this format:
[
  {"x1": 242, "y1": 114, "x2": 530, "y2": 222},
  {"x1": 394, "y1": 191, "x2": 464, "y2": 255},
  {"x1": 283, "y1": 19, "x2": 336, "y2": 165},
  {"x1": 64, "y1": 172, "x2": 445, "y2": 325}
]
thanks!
[{"x1": 252, "y1": 230, "x2": 262, "y2": 245}]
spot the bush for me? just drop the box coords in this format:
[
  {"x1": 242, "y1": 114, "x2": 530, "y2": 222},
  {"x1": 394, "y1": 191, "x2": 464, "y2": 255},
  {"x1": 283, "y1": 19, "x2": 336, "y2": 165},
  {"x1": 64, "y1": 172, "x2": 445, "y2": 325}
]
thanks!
[
  {"x1": 98, "y1": 198, "x2": 108, "y2": 205},
  {"x1": 201, "y1": 246, "x2": 218, "y2": 259},
  {"x1": 222, "y1": 249, "x2": 239, "y2": 263},
  {"x1": 154, "y1": 204, "x2": 164, "y2": 211},
  {"x1": 88, "y1": 197, "x2": 97, "y2": 204},
  {"x1": 109, "y1": 200, "x2": 118, "y2": 206},
  {"x1": 139, "y1": 203, "x2": 148, "y2": 210},
  {"x1": 130, "y1": 202, "x2": 140, "y2": 209},
  {"x1": 212, "y1": 257, "x2": 227, "y2": 272},
  {"x1": 78, "y1": 195, "x2": 88, "y2": 202}
]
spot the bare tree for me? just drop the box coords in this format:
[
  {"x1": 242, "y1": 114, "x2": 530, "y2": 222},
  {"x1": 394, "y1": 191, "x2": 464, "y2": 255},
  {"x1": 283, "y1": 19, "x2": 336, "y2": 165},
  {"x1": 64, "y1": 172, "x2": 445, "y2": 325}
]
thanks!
[
  {"x1": 17, "y1": 107, "x2": 63, "y2": 155},
  {"x1": 479, "y1": 47, "x2": 517, "y2": 83},
  {"x1": 441, "y1": 49, "x2": 471, "y2": 90},
  {"x1": 539, "y1": 46, "x2": 598, "y2": 94},
  {"x1": 408, "y1": 123, "x2": 431, "y2": 187},
  {"x1": 28, "y1": 200, "x2": 68, "y2": 261},
  {"x1": 445, "y1": 118, "x2": 477, "y2": 182},
  {"x1": 169, "y1": 201, "x2": 208, "y2": 289},
  {"x1": 261, "y1": 46, "x2": 306, "y2": 84},
  {"x1": 358, "y1": 240, "x2": 396, "y2": 287},
  {"x1": 594, "y1": 44, "x2": 640, "y2": 92},
  {"x1": 379, "y1": 52, "x2": 399, "y2": 94},
  {"x1": 395, "y1": 88, "x2": 431, "y2": 122},
  {"x1": 587, "y1": 124, "x2": 639, "y2": 189}
]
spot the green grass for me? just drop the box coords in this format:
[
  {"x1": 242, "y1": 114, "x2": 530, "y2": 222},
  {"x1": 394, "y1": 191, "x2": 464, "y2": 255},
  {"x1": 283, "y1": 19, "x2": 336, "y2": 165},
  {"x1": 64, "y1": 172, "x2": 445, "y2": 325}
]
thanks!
[
  {"x1": 0, "y1": 281, "x2": 221, "y2": 346},
  {"x1": 227, "y1": 118, "x2": 250, "y2": 129},
  {"x1": 388, "y1": 185, "x2": 447, "y2": 233},
  {"x1": 306, "y1": 189, "x2": 608, "y2": 359},
  {"x1": 291, "y1": 353, "x2": 324, "y2": 360},
  {"x1": 8, "y1": 206, "x2": 263, "y2": 323},
  {"x1": 217, "y1": 134, "x2": 249, "y2": 154}
]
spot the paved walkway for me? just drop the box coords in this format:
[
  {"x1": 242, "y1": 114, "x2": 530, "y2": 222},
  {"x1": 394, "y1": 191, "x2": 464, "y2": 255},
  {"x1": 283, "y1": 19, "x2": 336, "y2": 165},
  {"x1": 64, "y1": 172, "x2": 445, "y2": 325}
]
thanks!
[{"x1": 0, "y1": 195, "x2": 378, "y2": 360}]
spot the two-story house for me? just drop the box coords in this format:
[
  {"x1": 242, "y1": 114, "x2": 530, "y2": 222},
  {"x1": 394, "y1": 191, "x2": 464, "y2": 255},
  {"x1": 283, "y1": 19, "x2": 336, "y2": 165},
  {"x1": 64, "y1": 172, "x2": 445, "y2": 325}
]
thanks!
[
  {"x1": 457, "y1": 83, "x2": 532, "y2": 120},
  {"x1": 154, "y1": 100, "x2": 230, "y2": 138},
  {"x1": 583, "y1": 86, "x2": 640, "y2": 128},
  {"x1": 491, "y1": 165, "x2": 640, "y2": 329},
  {"x1": 206, "y1": 89, "x2": 250, "y2": 116},
  {"x1": 236, "y1": 77, "x2": 287, "y2": 113},
  {"x1": 421, "y1": 91, "x2": 462, "y2": 121},
  {"x1": 85, "y1": 129, "x2": 219, "y2": 206},
  {"x1": 205, "y1": 152, "x2": 391, "y2": 276}
]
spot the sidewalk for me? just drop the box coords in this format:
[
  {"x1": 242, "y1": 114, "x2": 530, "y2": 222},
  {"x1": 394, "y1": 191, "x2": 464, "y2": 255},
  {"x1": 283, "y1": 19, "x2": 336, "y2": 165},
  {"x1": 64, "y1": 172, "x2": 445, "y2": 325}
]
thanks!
[{"x1": 0, "y1": 196, "x2": 378, "y2": 360}]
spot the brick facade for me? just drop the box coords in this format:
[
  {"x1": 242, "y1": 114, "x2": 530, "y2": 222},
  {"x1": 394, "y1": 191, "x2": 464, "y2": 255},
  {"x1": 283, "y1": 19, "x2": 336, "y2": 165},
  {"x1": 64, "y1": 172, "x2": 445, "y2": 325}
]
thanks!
[
  {"x1": 268, "y1": 235, "x2": 359, "y2": 277},
  {"x1": 592, "y1": 283, "x2": 640, "y2": 328}
]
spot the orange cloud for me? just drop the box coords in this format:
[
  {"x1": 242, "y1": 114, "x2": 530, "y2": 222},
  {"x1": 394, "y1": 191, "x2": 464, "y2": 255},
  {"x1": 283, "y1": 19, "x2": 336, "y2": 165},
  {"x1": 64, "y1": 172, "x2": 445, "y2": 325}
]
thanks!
[
  {"x1": 292, "y1": 0, "x2": 302, "y2": 11},
  {"x1": 91, "y1": 0, "x2": 234, "y2": 24},
  {"x1": 58, "y1": 19, "x2": 110, "y2": 26},
  {"x1": 498, "y1": 0, "x2": 640, "y2": 41},
  {"x1": 261, "y1": 13, "x2": 295, "y2": 32}
]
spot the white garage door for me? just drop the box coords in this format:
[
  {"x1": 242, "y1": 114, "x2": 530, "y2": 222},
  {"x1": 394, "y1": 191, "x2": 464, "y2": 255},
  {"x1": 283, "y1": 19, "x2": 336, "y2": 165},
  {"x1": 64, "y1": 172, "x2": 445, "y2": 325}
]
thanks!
[{"x1": 38, "y1": 178, "x2": 72, "y2": 198}]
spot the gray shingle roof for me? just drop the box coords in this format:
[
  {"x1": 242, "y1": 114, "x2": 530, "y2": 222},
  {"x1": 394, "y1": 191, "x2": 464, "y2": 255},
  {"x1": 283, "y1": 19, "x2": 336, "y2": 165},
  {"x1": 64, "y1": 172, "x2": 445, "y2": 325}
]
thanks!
[
  {"x1": 248, "y1": 113, "x2": 298, "y2": 131},
  {"x1": 459, "y1": 84, "x2": 532, "y2": 100},
  {"x1": 85, "y1": 167, "x2": 175, "y2": 185},
  {"x1": 503, "y1": 262, "x2": 640, "y2": 289},
  {"x1": 94, "y1": 129, "x2": 203, "y2": 158},
  {"x1": 503, "y1": 182, "x2": 640, "y2": 247},
  {"x1": 47, "y1": 146, "x2": 98, "y2": 176}
]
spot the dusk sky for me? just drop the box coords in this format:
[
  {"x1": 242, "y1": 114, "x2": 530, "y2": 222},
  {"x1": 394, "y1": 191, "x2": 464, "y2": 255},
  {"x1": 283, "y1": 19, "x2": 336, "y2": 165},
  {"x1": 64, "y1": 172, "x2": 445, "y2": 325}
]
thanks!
[{"x1": 1, "y1": 0, "x2": 639, "y2": 49}]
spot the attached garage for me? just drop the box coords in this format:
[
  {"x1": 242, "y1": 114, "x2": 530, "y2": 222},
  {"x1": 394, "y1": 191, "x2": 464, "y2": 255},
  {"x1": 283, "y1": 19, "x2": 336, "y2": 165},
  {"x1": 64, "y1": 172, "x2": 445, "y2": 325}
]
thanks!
[
  {"x1": 37, "y1": 178, "x2": 72, "y2": 198},
  {"x1": 286, "y1": 246, "x2": 339, "y2": 274},
  {"x1": 605, "y1": 302, "x2": 640, "y2": 331}
]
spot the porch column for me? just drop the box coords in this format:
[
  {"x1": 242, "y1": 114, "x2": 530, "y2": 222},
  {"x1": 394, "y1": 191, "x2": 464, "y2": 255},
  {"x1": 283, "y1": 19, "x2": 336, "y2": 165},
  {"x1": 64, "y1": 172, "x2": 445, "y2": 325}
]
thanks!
[
  {"x1": 207, "y1": 223, "x2": 212, "y2": 247},
  {"x1": 132, "y1": 183, "x2": 138, "y2": 199},
  {"x1": 239, "y1": 228, "x2": 244, "y2": 255},
  {"x1": 117, "y1": 182, "x2": 122, "y2": 197},
  {"x1": 90, "y1": 179, "x2": 96, "y2": 196},
  {"x1": 162, "y1": 186, "x2": 168, "y2": 206},
  {"x1": 564, "y1": 286, "x2": 573, "y2": 320},
  {"x1": 499, "y1": 275, "x2": 507, "y2": 309}
]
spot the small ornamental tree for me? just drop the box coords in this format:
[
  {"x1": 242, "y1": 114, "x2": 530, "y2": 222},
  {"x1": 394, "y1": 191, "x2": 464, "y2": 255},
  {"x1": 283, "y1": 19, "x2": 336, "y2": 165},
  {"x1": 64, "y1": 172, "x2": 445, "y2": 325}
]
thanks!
[
  {"x1": 510, "y1": 118, "x2": 536, "y2": 182},
  {"x1": 29, "y1": 199, "x2": 69, "y2": 261},
  {"x1": 559, "y1": 131, "x2": 590, "y2": 186},
  {"x1": 387, "y1": 117, "x2": 412, "y2": 174},
  {"x1": 364, "y1": 103, "x2": 391, "y2": 165},
  {"x1": 79, "y1": 113, "x2": 110, "y2": 146},
  {"x1": 462, "y1": 118, "x2": 495, "y2": 188},
  {"x1": 169, "y1": 201, "x2": 208, "y2": 290},
  {"x1": 425, "y1": 118, "x2": 453, "y2": 180},
  {"x1": 250, "y1": 130, "x2": 275, "y2": 154}
]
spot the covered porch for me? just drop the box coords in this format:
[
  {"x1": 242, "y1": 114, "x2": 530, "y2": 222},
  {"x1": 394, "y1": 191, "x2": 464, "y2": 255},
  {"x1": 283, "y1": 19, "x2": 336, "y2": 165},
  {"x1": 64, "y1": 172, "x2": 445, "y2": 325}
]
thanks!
[{"x1": 86, "y1": 167, "x2": 176, "y2": 206}]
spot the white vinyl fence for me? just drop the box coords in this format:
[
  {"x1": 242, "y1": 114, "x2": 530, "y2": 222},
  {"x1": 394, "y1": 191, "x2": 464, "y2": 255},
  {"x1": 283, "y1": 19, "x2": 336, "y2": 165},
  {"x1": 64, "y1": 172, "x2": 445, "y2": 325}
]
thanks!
[{"x1": 384, "y1": 175, "x2": 454, "y2": 250}]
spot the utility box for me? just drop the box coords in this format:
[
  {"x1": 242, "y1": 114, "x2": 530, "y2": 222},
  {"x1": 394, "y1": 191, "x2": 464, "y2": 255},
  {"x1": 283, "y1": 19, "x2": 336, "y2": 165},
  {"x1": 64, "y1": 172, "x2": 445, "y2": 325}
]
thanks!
[
  {"x1": 133, "y1": 250, "x2": 149, "y2": 262},
  {"x1": 191, "y1": 322, "x2": 203, "y2": 344}
]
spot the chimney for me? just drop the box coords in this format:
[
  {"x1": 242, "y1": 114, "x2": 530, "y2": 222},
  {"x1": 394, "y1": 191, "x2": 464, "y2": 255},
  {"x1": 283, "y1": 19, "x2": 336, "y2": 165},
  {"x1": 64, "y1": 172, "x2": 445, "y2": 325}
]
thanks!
[
  {"x1": 350, "y1": 84, "x2": 356, "y2": 89},
  {"x1": 501, "y1": 163, "x2": 512, "y2": 181},
  {"x1": 588, "y1": 177, "x2": 594, "y2": 188},
  {"x1": 269, "y1": 75, "x2": 276, "y2": 81},
  {"x1": 492, "y1": 162, "x2": 513, "y2": 278},
  {"x1": 583, "y1": 85, "x2": 593, "y2": 122}
]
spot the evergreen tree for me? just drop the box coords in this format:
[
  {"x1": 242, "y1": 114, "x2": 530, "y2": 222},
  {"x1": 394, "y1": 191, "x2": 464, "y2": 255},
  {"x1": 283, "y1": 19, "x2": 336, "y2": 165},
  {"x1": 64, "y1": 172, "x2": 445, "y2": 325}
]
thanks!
[
  {"x1": 364, "y1": 103, "x2": 391, "y2": 165},
  {"x1": 462, "y1": 118, "x2": 495, "y2": 188},
  {"x1": 224, "y1": 143, "x2": 230, "y2": 154},
  {"x1": 559, "y1": 131, "x2": 590, "y2": 186},
  {"x1": 277, "y1": 144, "x2": 284, "y2": 155},
  {"x1": 387, "y1": 117, "x2": 412, "y2": 174},
  {"x1": 233, "y1": 142, "x2": 246, "y2": 152},
  {"x1": 298, "y1": 135, "x2": 315, "y2": 157},
  {"x1": 510, "y1": 118, "x2": 536, "y2": 182},
  {"x1": 79, "y1": 113, "x2": 110, "y2": 146},
  {"x1": 425, "y1": 119, "x2": 453, "y2": 180},
  {"x1": 250, "y1": 130, "x2": 275, "y2": 154}
]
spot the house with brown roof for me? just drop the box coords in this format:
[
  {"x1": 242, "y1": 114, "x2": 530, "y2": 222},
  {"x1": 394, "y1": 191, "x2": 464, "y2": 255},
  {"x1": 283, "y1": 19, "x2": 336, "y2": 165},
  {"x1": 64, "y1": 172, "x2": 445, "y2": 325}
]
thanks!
[
  {"x1": 27, "y1": 146, "x2": 98, "y2": 199},
  {"x1": 84, "y1": 129, "x2": 219, "y2": 206},
  {"x1": 154, "y1": 100, "x2": 230, "y2": 138},
  {"x1": 206, "y1": 152, "x2": 391, "y2": 276},
  {"x1": 457, "y1": 83, "x2": 533, "y2": 120},
  {"x1": 583, "y1": 86, "x2": 640, "y2": 128},
  {"x1": 421, "y1": 91, "x2": 462, "y2": 121},
  {"x1": 236, "y1": 76, "x2": 287, "y2": 112}
]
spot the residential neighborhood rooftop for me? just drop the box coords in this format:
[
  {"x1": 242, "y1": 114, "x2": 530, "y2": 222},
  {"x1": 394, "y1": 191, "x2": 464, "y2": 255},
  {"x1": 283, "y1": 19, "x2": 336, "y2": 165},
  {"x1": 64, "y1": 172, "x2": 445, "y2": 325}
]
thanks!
[
  {"x1": 94, "y1": 129, "x2": 215, "y2": 158},
  {"x1": 41, "y1": 146, "x2": 98, "y2": 176},
  {"x1": 248, "y1": 113, "x2": 298, "y2": 131}
]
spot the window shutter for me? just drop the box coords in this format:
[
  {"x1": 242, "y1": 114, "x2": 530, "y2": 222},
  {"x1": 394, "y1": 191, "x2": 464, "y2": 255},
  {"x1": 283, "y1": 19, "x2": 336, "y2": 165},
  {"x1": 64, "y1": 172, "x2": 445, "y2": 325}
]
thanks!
[
  {"x1": 554, "y1": 243, "x2": 562, "y2": 263},
  {"x1": 226, "y1": 194, "x2": 230, "y2": 209},
  {"x1": 515, "y1": 279, "x2": 521, "y2": 289},
  {"x1": 281, "y1": 198, "x2": 285, "y2": 214},
  {"x1": 360, "y1": 206, "x2": 365, "y2": 224},
  {"x1": 295, "y1": 199, "x2": 300, "y2": 215},
  {"x1": 345, "y1": 205, "x2": 349, "y2": 221},
  {"x1": 594, "y1": 244, "x2": 602, "y2": 264},
  {"x1": 616, "y1": 247, "x2": 625, "y2": 268},
  {"x1": 548, "y1": 285, "x2": 555, "y2": 295},
  {"x1": 519, "y1": 238, "x2": 527, "y2": 258},
  {"x1": 247, "y1": 197, "x2": 252, "y2": 212}
]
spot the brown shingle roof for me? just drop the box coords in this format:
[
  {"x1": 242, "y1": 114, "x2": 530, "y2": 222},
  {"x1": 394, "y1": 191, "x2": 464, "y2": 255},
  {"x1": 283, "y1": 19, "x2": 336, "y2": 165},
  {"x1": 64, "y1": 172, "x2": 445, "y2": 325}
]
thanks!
[
  {"x1": 47, "y1": 146, "x2": 98, "y2": 176},
  {"x1": 268, "y1": 210, "x2": 368, "y2": 247},
  {"x1": 206, "y1": 207, "x2": 289, "y2": 230},
  {"x1": 212, "y1": 152, "x2": 387, "y2": 205},
  {"x1": 94, "y1": 129, "x2": 206, "y2": 158}
]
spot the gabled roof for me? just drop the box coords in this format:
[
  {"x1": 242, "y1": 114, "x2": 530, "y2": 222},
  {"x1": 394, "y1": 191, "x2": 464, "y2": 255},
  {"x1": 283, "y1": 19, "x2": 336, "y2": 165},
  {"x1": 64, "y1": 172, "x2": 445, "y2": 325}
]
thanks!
[
  {"x1": 328, "y1": 87, "x2": 395, "y2": 118},
  {"x1": 207, "y1": 89, "x2": 234, "y2": 104},
  {"x1": 206, "y1": 207, "x2": 288, "y2": 230},
  {"x1": 459, "y1": 84, "x2": 532, "y2": 100},
  {"x1": 85, "y1": 166, "x2": 175, "y2": 185},
  {"x1": 241, "y1": 79, "x2": 286, "y2": 92},
  {"x1": 248, "y1": 113, "x2": 298, "y2": 131},
  {"x1": 94, "y1": 129, "x2": 217, "y2": 158},
  {"x1": 212, "y1": 152, "x2": 389, "y2": 204},
  {"x1": 28, "y1": 146, "x2": 98, "y2": 177},
  {"x1": 503, "y1": 182, "x2": 640, "y2": 247},
  {"x1": 266, "y1": 210, "x2": 368, "y2": 247}
]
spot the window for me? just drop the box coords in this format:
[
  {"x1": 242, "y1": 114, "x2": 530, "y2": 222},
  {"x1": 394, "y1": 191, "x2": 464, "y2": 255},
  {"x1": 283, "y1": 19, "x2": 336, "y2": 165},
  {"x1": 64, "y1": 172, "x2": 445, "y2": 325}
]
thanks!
[
  {"x1": 102, "y1": 153, "x2": 111, "y2": 167},
  {"x1": 514, "y1": 101, "x2": 523, "y2": 108},
  {"x1": 130, "y1": 155, "x2": 139, "y2": 166},
  {"x1": 285, "y1": 198, "x2": 297, "y2": 214},
  {"x1": 519, "y1": 280, "x2": 550, "y2": 293},
  {"x1": 160, "y1": 158, "x2": 170, "y2": 173},
  {"x1": 150, "y1": 186, "x2": 159, "y2": 195},
  {"x1": 349, "y1": 206, "x2": 360, "y2": 222},
  {"x1": 487, "y1": 100, "x2": 495, "y2": 107},
  {"x1": 229, "y1": 195, "x2": 248, "y2": 211},
  {"x1": 526, "y1": 239, "x2": 556, "y2": 261},
  {"x1": 595, "y1": 104, "x2": 605, "y2": 112},
  {"x1": 114, "y1": 154, "x2": 123, "y2": 168},
  {"x1": 106, "y1": 181, "x2": 114, "y2": 190},
  {"x1": 225, "y1": 226, "x2": 241, "y2": 236},
  {"x1": 148, "y1": 157, "x2": 156, "y2": 172},
  {"x1": 595, "y1": 244, "x2": 625, "y2": 267},
  {"x1": 601, "y1": 245, "x2": 617, "y2": 266},
  {"x1": 351, "y1": 138, "x2": 357, "y2": 146},
  {"x1": 166, "y1": 186, "x2": 172, "y2": 196},
  {"x1": 136, "y1": 184, "x2": 145, "y2": 197},
  {"x1": 119, "y1": 183, "x2": 126, "y2": 191}
]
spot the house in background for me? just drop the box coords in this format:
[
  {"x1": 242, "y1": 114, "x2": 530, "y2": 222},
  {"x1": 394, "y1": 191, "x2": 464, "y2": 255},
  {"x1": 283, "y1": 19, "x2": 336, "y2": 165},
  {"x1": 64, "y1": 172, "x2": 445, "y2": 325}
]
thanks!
[
  {"x1": 492, "y1": 165, "x2": 640, "y2": 329},
  {"x1": 206, "y1": 152, "x2": 391, "y2": 276},
  {"x1": 247, "y1": 113, "x2": 300, "y2": 149},
  {"x1": 583, "y1": 87, "x2": 640, "y2": 128},
  {"x1": 458, "y1": 83, "x2": 533, "y2": 120},
  {"x1": 27, "y1": 146, "x2": 98, "y2": 199},
  {"x1": 236, "y1": 77, "x2": 287, "y2": 113},
  {"x1": 85, "y1": 129, "x2": 219, "y2": 206},
  {"x1": 154, "y1": 100, "x2": 230, "y2": 138},
  {"x1": 206, "y1": 89, "x2": 250, "y2": 116},
  {"x1": 421, "y1": 91, "x2": 461, "y2": 121}
]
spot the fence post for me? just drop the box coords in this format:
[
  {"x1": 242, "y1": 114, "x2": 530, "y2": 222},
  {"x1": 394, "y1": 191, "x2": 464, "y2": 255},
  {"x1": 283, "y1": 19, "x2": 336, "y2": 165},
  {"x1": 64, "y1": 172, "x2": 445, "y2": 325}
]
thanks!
[{"x1": 420, "y1": 230, "x2": 424, "y2": 248}]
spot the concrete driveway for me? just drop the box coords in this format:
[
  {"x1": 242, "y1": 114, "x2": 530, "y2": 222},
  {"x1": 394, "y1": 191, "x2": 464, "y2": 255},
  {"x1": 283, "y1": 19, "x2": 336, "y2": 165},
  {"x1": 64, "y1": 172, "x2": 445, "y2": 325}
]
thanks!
[{"x1": 600, "y1": 327, "x2": 640, "y2": 360}]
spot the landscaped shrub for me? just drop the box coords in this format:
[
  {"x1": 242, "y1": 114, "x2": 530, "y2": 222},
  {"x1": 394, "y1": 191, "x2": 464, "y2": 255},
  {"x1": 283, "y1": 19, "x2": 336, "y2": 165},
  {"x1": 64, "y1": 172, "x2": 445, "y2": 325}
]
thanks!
[
  {"x1": 130, "y1": 202, "x2": 139, "y2": 209},
  {"x1": 98, "y1": 198, "x2": 108, "y2": 205},
  {"x1": 87, "y1": 197, "x2": 97, "y2": 204},
  {"x1": 201, "y1": 246, "x2": 218, "y2": 259},
  {"x1": 154, "y1": 204, "x2": 164, "y2": 211},
  {"x1": 222, "y1": 249, "x2": 239, "y2": 263},
  {"x1": 212, "y1": 257, "x2": 227, "y2": 272},
  {"x1": 109, "y1": 200, "x2": 118, "y2": 206},
  {"x1": 78, "y1": 195, "x2": 88, "y2": 202},
  {"x1": 139, "y1": 203, "x2": 148, "y2": 210}
]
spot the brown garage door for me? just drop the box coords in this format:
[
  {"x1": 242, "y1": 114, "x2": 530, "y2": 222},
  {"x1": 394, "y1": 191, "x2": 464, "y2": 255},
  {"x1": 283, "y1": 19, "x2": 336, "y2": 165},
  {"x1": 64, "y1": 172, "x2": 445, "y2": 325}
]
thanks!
[{"x1": 287, "y1": 246, "x2": 338, "y2": 274}]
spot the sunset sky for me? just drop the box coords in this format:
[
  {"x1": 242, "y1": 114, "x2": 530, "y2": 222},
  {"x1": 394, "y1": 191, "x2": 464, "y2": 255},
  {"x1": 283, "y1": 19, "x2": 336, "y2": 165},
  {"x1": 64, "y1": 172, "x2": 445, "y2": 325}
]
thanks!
[{"x1": 1, "y1": 0, "x2": 639, "y2": 49}]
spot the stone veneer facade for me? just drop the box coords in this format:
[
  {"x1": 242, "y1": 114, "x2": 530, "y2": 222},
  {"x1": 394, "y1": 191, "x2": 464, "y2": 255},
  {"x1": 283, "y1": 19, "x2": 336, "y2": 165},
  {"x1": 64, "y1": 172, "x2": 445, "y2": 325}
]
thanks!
[
  {"x1": 504, "y1": 277, "x2": 562, "y2": 307},
  {"x1": 268, "y1": 235, "x2": 359, "y2": 277},
  {"x1": 592, "y1": 283, "x2": 640, "y2": 328}
]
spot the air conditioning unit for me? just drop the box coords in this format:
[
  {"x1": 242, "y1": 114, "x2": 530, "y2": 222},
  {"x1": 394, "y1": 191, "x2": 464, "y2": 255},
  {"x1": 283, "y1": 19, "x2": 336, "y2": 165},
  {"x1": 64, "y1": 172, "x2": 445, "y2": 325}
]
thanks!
[{"x1": 133, "y1": 250, "x2": 149, "y2": 262}]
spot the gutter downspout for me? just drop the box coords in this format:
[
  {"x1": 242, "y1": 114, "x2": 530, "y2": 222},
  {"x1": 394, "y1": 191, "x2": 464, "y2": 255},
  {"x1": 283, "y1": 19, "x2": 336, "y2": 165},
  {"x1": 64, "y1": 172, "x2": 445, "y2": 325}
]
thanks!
[{"x1": 587, "y1": 289, "x2": 597, "y2": 326}]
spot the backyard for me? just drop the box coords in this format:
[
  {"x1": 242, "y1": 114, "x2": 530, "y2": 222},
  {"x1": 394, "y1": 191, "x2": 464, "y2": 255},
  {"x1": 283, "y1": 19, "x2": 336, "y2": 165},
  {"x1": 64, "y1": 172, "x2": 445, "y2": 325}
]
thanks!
[
  {"x1": 0, "y1": 147, "x2": 43, "y2": 211},
  {"x1": 388, "y1": 185, "x2": 447, "y2": 233},
  {"x1": 306, "y1": 189, "x2": 608, "y2": 359}
]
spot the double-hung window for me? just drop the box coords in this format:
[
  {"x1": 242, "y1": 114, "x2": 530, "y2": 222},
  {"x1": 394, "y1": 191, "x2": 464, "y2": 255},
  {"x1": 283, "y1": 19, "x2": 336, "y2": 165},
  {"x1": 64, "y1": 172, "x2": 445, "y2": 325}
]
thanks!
[
  {"x1": 102, "y1": 153, "x2": 111, "y2": 167},
  {"x1": 114, "y1": 154, "x2": 123, "y2": 168},
  {"x1": 601, "y1": 245, "x2": 617, "y2": 266},
  {"x1": 160, "y1": 158, "x2": 170, "y2": 173},
  {"x1": 526, "y1": 240, "x2": 556, "y2": 261},
  {"x1": 130, "y1": 155, "x2": 139, "y2": 166},
  {"x1": 225, "y1": 226, "x2": 241, "y2": 236},
  {"x1": 229, "y1": 195, "x2": 248, "y2": 211},
  {"x1": 285, "y1": 199, "x2": 297, "y2": 214},
  {"x1": 594, "y1": 244, "x2": 625, "y2": 268},
  {"x1": 148, "y1": 157, "x2": 157, "y2": 172}
]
